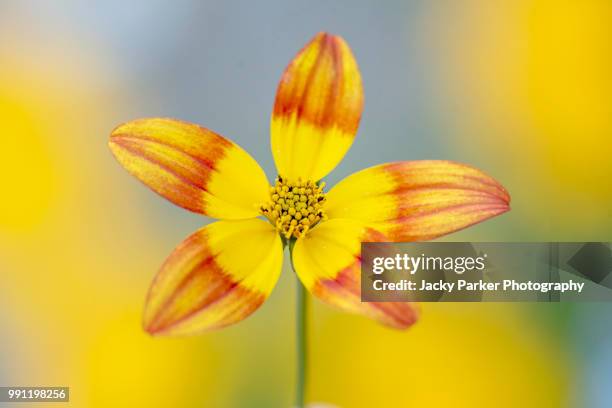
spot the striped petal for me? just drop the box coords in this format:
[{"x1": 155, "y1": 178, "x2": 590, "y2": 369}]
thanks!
[
  {"x1": 143, "y1": 219, "x2": 283, "y2": 335},
  {"x1": 292, "y1": 219, "x2": 418, "y2": 329},
  {"x1": 271, "y1": 32, "x2": 363, "y2": 181},
  {"x1": 325, "y1": 160, "x2": 510, "y2": 241},
  {"x1": 109, "y1": 118, "x2": 269, "y2": 219}
]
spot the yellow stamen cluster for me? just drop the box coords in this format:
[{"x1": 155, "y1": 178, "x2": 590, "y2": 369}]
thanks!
[{"x1": 261, "y1": 176, "x2": 327, "y2": 239}]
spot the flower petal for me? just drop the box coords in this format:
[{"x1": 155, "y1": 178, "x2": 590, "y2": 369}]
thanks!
[
  {"x1": 292, "y1": 219, "x2": 418, "y2": 329},
  {"x1": 143, "y1": 218, "x2": 283, "y2": 335},
  {"x1": 271, "y1": 32, "x2": 363, "y2": 181},
  {"x1": 109, "y1": 118, "x2": 269, "y2": 219},
  {"x1": 325, "y1": 160, "x2": 510, "y2": 241}
]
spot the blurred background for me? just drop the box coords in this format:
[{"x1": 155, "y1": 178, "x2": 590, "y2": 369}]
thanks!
[{"x1": 0, "y1": 0, "x2": 610, "y2": 407}]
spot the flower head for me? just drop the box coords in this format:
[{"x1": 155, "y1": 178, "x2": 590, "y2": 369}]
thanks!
[
  {"x1": 261, "y1": 176, "x2": 327, "y2": 239},
  {"x1": 109, "y1": 32, "x2": 510, "y2": 336}
]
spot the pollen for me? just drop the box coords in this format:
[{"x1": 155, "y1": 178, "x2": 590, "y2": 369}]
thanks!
[{"x1": 261, "y1": 175, "x2": 327, "y2": 239}]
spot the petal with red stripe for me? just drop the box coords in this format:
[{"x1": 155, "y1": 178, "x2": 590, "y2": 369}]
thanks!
[
  {"x1": 144, "y1": 218, "x2": 283, "y2": 336},
  {"x1": 325, "y1": 160, "x2": 510, "y2": 241},
  {"x1": 292, "y1": 219, "x2": 418, "y2": 329},
  {"x1": 110, "y1": 118, "x2": 269, "y2": 219},
  {"x1": 271, "y1": 32, "x2": 363, "y2": 181}
]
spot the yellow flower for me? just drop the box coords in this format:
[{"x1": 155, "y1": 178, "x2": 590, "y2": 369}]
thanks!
[{"x1": 109, "y1": 32, "x2": 510, "y2": 336}]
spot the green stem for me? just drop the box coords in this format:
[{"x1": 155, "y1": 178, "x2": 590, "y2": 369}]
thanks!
[{"x1": 289, "y1": 241, "x2": 308, "y2": 408}]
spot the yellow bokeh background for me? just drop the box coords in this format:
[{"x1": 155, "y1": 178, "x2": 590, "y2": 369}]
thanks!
[
  {"x1": 2, "y1": 1, "x2": 609, "y2": 407},
  {"x1": 423, "y1": 0, "x2": 611, "y2": 238}
]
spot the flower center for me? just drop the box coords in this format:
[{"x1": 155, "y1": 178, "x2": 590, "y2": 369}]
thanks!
[{"x1": 261, "y1": 175, "x2": 327, "y2": 239}]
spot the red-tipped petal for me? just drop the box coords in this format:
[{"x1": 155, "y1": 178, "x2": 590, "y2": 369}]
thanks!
[
  {"x1": 144, "y1": 219, "x2": 283, "y2": 336},
  {"x1": 325, "y1": 160, "x2": 510, "y2": 241},
  {"x1": 271, "y1": 32, "x2": 363, "y2": 181},
  {"x1": 293, "y1": 219, "x2": 418, "y2": 329},
  {"x1": 110, "y1": 118, "x2": 269, "y2": 219}
]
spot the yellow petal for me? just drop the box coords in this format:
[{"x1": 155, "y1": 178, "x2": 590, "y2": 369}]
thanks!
[
  {"x1": 271, "y1": 32, "x2": 363, "y2": 181},
  {"x1": 325, "y1": 160, "x2": 510, "y2": 241},
  {"x1": 109, "y1": 118, "x2": 269, "y2": 219},
  {"x1": 143, "y1": 219, "x2": 283, "y2": 335},
  {"x1": 292, "y1": 219, "x2": 418, "y2": 329}
]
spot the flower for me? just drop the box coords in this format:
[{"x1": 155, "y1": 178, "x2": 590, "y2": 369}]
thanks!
[{"x1": 109, "y1": 32, "x2": 510, "y2": 336}]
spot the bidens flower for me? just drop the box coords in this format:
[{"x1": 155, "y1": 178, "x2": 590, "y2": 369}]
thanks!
[{"x1": 109, "y1": 32, "x2": 510, "y2": 336}]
